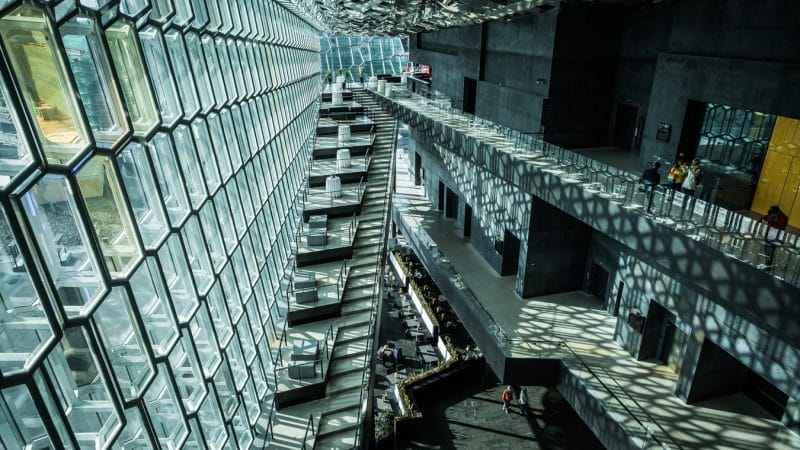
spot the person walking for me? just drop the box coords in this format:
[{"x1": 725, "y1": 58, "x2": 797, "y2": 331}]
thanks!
[
  {"x1": 639, "y1": 162, "x2": 661, "y2": 213},
  {"x1": 759, "y1": 205, "x2": 789, "y2": 270},
  {"x1": 501, "y1": 386, "x2": 514, "y2": 414},
  {"x1": 518, "y1": 387, "x2": 530, "y2": 416}
]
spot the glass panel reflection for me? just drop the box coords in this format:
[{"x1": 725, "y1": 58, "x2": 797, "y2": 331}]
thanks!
[
  {"x1": 0, "y1": 5, "x2": 91, "y2": 165},
  {"x1": 105, "y1": 19, "x2": 159, "y2": 137},
  {"x1": 60, "y1": 15, "x2": 129, "y2": 149},
  {"x1": 76, "y1": 155, "x2": 142, "y2": 278},
  {"x1": 21, "y1": 175, "x2": 106, "y2": 319}
]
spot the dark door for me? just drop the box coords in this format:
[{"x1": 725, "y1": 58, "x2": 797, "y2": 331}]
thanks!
[
  {"x1": 677, "y1": 99, "x2": 707, "y2": 159},
  {"x1": 445, "y1": 188, "x2": 458, "y2": 218},
  {"x1": 437, "y1": 181, "x2": 445, "y2": 211},
  {"x1": 414, "y1": 152, "x2": 422, "y2": 186},
  {"x1": 613, "y1": 103, "x2": 638, "y2": 151},
  {"x1": 587, "y1": 262, "x2": 610, "y2": 302},
  {"x1": 463, "y1": 77, "x2": 477, "y2": 115},
  {"x1": 464, "y1": 204, "x2": 472, "y2": 237},
  {"x1": 501, "y1": 229, "x2": 520, "y2": 276}
]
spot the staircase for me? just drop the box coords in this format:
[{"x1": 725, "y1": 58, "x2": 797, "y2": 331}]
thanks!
[{"x1": 312, "y1": 91, "x2": 397, "y2": 449}]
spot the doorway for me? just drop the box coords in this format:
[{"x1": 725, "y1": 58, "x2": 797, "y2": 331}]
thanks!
[
  {"x1": 445, "y1": 187, "x2": 459, "y2": 219},
  {"x1": 437, "y1": 181, "x2": 445, "y2": 211},
  {"x1": 464, "y1": 204, "x2": 472, "y2": 238},
  {"x1": 612, "y1": 103, "x2": 638, "y2": 152},
  {"x1": 414, "y1": 152, "x2": 422, "y2": 186},
  {"x1": 501, "y1": 229, "x2": 520, "y2": 276},
  {"x1": 639, "y1": 301, "x2": 687, "y2": 374},
  {"x1": 463, "y1": 77, "x2": 477, "y2": 115},
  {"x1": 586, "y1": 262, "x2": 610, "y2": 303}
]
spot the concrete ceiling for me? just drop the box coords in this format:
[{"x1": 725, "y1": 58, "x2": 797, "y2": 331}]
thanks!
[{"x1": 290, "y1": 0, "x2": 652, "y2": 36}]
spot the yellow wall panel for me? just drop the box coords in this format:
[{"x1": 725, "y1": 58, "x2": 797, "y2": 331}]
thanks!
[{"x1": 751, "y1": 116, "x2": 800, "y2": 227}]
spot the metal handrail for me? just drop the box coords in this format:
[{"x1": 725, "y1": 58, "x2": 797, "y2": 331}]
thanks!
[
  {"x1": 301, "y1": 414, "x2": 316, "y2": 450},
  {"x1": 352, "y1": 91, "x2": 398, "y2": 448},
  {"x1": 507, "y1": 337, "x2": 678, "y2": 450},
  {"x1": 369, "y1": 84, "x2": 800, "y2": 286}
]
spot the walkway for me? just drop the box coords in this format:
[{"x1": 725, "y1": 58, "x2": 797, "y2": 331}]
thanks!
[{"x1": 393, "y1": 150, "x2": 800, "y2": 449}]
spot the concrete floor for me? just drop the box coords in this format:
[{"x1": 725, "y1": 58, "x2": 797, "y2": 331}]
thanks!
[{"x1": 393, "y1": 150, "x2": 800, "y2": 450}]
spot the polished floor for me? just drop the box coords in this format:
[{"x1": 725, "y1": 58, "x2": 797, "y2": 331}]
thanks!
[{"x1": 393, "y1": 151, "x2": 800, "y2": 449}]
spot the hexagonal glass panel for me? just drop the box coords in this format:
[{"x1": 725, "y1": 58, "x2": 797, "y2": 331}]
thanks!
[
  {"x1": 145, "y1": 365, "x2": 189, "y2": 449},
  {"x1": 148, "y1": 132, "x2": 190, "y2": 227},
  {"x1": 76, "y1": 155, "x2": 142, "y2": 279},
  {"x1": 116, "y1": 406, "x2": 157, "y2": 448},
  {"x1": 190, "y1": 117, "x2": 221, "y2": 195},
  {"x1": 188, "y1": 305, "x2": 221, "y2": 378},
  {"x1": 163, "y1": 30, "x2": 200, "y2": 119},
  {"x1": 205, "y1": 282, "x2": 233, "y2": 348},
  {"x1": 119, "y1": 0, "x2": 149, "y2": 18},
  {"x1": 196, "y1": 383, "x2": 227, "y2": 450},
  {"x1": 0, "y1": 383, "x2": 56, "y2": 448},
  {"x1": 180, "y1": 216, "x2": 213, "y2": 294},
  {"x1": 169, "y1": 330, "x2": 207, "y2": 414},
  {"x1": 183, "y1": 32, "x2": 215, "y2": 113},
  {"x1": 139, "y1": 25, "x2": 182, "y2": 128},
  {"x1": 44, "y1": 327, "x2": 123, "y2": 449},
  {"x1": 0, "y1": 77, "x2": 33, "y2": 190},
  {"x1": 157, "y1": 233, "x2": 199, "y2": 324},
  {"x1": 21, "y1": 175, "x2": 106, "y2": 319},
  {"x1": 171, "y1": 124, "x2": 207, "y2": 210},
  {"x1": 212, "y1": 357, "x2": 237, "y2": 421},
  {"x1": 0, "y1": 5, "x2": 91, "y2": 166},
  {"x1": 149, "y1": 0, "x2": 174, "y2": 24},
  {"x1": 60, "y1": 15, "x2": 129, "y2": 149},
  {"x1": 129, "y1": 257, "x2": 178, "y2": 358},
  {"x1": 94, "y1": 287, "x2": 154, "y2": 401},
  {"x1": 117, "y1": 142, "x2": 169, "y2": 250},
  {"x1": 105, "y1": 20, "x2": 159, "y2": 137},
  {"x1": 0, "y1": 208, "x2": 55, "y2": 378}
]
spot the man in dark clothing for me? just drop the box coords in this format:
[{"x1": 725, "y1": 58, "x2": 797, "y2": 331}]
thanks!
[
  {"x1": 639, "y1": 162, "x2": 661, "y2": 213},
  {"x1": 760, "y1": 205, "x2": 789, "y2": 270}
]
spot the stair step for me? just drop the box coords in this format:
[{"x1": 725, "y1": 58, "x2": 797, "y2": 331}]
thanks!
[
  {"x1": 332, "y1": 340, "x2": 368, "y2": 360},
  {"x1": 327, "y1": 370, "x2": 366, "y2": 396}
]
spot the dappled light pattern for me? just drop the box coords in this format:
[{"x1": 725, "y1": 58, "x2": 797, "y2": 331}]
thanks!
[{"x1": 391, "y1": 140, "x2": 800, "y2": 449}]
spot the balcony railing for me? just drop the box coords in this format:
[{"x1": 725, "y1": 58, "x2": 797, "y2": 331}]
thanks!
[{"x1": 369, "y1": 85, "x2": 800, "y2": 287}]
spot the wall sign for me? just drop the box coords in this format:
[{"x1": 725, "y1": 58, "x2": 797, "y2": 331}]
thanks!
[{"x1": 656, "y1": 122, "x2": 672, "y2": 142}]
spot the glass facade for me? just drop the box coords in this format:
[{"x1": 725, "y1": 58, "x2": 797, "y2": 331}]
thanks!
[
  {"x1": 0, "y1": 1, "x2": 321, "y2": 448},
  {"x1": 320, "y1": 35, "x2": 408, "y2": 80}
]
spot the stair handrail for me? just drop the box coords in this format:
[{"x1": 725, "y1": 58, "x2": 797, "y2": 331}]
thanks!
[
  {"x1": 301, "y1": 414, "x2": 316, "y2": 450},
  {"x1": 353, "y1": 99, "x2": 398, "y2": 449}
]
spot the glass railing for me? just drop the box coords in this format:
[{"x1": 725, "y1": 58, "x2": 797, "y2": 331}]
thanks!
[
  {"x1": 508, "y1": 338, "x2": 678, "y2": 450},
  {"x1": 369, "y1": 85, "x2": 800, "y2": 287},
  {"x1": 391, "y1": 197, "x2": 677, "y2": 449}
]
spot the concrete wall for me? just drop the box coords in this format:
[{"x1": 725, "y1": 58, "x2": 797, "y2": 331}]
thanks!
[{"x1": 411, "y1": 0, "x2": 800, "y2": 169}]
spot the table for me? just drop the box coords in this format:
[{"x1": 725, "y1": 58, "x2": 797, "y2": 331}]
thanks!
[
  {"x1": 336, "y1": 148, "x2": 351, "y2": 169},
  {"x1": 403, "y1": 319, "x2": 420, "y2": 329},
  {"x1": 291, "y1": 339, "x2": 319, "y2": 361},
  {"x1": 326, "y1": 175, "x2": 342, "y2": 198},
  {"x1": 417, "y1": 344, "x2": 438, "y2": 367},
  {"x1": 408, "y1": 330, "x2": 426, "y2": 343},
  {"x1": 308, "y1": 214, "x2": 327, "y2": 229},
  {"x1": 338, "y1": 125, "x2": 351, "y2": 145}
]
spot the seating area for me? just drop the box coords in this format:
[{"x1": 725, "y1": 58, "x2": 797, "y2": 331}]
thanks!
[{"x1": 307, "y1": 214, "x2": 328, "y2": 247}]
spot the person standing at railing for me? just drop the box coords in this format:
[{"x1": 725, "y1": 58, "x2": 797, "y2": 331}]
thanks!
[
  {"x1": 639, "y1": 161, "x2": 661, "y2": 213},
  {"x1": 680, "y1": 159, "x2": 702, "y2": 211},
  {"x1": 666, "y1": 158, "x2": 686, "y2": 199},
  {"x1": 760, "y1": 205, "x2": 788, "y2": 270}
]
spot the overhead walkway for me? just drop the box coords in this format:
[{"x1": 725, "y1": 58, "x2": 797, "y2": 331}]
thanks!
[{"x1": 391, "y1": 150, "x2": 800, "y2": 450}]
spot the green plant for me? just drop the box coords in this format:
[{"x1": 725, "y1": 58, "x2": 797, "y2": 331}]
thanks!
[{"x1": 374, "y1": 411, "x2": 396, "y2": 444}]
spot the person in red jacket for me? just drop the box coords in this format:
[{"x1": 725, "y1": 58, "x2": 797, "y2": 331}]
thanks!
[
  {"x1": 760, "y1": 205, "x2": 789, "y2": 269},
  {"x1": 502, "y1": 385, "x2": 514, "y2": 414}
]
